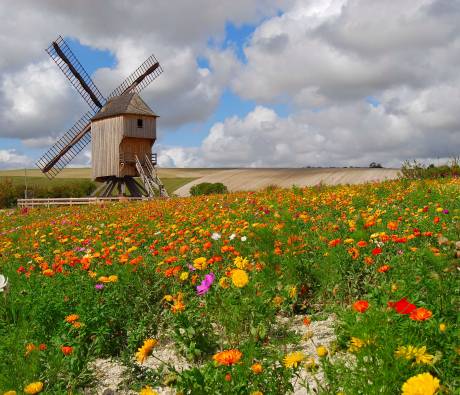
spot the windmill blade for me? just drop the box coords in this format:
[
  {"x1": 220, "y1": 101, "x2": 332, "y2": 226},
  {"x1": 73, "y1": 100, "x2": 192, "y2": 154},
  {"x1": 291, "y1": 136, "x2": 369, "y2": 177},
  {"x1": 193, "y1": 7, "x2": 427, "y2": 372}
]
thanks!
[
  {"x1": 108, "y1": 54, "x2": 163, "y2": 99},
  {"x1": 36, "y1": 112, "x2": 92, "y2": 179},
  {"x1": 46, "y1": 36, "x2": 106, "y2": 113}
]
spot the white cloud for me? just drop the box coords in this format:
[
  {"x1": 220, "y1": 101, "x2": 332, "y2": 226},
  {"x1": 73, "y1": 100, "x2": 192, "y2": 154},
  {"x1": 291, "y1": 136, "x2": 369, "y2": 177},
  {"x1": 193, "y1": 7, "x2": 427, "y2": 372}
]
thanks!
[{"x1": 0, "y1": 149, "x2": 32, "y2": 169}]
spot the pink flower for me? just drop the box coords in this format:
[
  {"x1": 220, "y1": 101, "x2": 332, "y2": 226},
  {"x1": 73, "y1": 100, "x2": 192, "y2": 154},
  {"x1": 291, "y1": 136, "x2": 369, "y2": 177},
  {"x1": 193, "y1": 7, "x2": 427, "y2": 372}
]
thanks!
[{"x1": 196, "y1": 272, "x2": 215, "y2": 295}]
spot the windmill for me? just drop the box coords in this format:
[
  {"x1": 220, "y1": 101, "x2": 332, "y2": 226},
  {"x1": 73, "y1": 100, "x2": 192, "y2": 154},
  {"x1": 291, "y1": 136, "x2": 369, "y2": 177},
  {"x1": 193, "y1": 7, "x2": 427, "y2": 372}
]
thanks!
[{"x1": 36, "y1": 36, "x2": 168, "y2": 198}]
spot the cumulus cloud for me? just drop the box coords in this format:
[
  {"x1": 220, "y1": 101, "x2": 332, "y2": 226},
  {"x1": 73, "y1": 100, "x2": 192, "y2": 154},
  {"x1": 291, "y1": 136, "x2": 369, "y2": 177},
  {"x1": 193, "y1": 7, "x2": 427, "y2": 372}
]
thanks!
[
  {"x1": 0, "y1": 149, "x2": 32, "y2": 169},
  {"x1": 0, "y1": 0, "x2": 459, "y2": 170}
]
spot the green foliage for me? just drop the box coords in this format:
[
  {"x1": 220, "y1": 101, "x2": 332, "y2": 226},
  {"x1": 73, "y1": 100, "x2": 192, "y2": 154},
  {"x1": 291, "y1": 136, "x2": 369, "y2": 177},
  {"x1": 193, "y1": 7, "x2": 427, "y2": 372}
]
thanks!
[
  {"x1": 0, "y1": 177, "x2": 98, "y2": 208},
  {"x1": 189, "y1": 182, "x2": 228, "y2": 196},
  {"x1": 400, "y1": 157, "x2": 460, "y2": 179},
  {"x1": 0, "y1": 178, "x2": 458, "y2": 393}
]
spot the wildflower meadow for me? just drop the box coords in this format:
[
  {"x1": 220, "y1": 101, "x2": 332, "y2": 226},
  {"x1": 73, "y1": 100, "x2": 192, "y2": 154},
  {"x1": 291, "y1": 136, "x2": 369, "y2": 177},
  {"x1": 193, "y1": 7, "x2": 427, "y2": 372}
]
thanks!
[{"x1": 0, "y1": 178, "x2": 458, "y2": 394}]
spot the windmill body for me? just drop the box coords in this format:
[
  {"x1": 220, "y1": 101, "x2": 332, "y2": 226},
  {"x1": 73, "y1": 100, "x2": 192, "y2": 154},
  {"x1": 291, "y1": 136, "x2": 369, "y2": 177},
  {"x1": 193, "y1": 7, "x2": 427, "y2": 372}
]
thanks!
[{"x1": 36, "y1": 36, "x2": 168, "y2": 198}]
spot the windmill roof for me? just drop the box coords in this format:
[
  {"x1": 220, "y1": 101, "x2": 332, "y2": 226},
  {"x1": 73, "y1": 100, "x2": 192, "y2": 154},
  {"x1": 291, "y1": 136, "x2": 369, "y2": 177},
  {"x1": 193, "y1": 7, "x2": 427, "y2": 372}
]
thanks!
[{"x1": 91, "y1": 92, "x2": 157, "y2": 121}]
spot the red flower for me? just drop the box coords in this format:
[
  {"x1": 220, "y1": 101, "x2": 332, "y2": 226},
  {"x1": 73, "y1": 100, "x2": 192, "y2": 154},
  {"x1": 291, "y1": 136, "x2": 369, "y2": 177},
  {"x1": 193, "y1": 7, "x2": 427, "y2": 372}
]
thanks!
[
  {"x1": 61, "y1": 345, "x2": 73, "y2": 355},
  {"x1": 371, "y1": 247, "x2": 382, "y2": 256},
  {"x1": 409, "y1": 307, "x2": 432, "y2": 321},
  {"x1": 377, "y1": 265, "x2": 391, "y2": 273},
  {"x1": 353, "y1": 300, "x2": 369, "y2": 313},
  {"x1": 389, "y1": 298, "x2": 416, "y2": 314}
]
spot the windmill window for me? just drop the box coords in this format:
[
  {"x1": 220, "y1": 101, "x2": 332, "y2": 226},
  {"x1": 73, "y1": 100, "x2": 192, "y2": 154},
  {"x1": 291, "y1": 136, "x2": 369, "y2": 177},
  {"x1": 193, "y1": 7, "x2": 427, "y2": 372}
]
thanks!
[{"x1": 137, "y1": 118, "x2": 143, "y2": 128}]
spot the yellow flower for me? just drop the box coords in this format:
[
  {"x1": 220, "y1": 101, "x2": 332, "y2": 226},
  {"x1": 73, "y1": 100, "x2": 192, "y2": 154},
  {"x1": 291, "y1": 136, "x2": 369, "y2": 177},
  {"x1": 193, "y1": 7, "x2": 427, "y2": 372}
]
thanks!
[
  {"x1": 108, "y1": 275, "x2": 118, "y2": 282},
  {"x1": 3, "y1": 391, "x2": 17, "y2": 395},
  {"x1": 24, "y1": 382, "x2": 43, "y2": 394},
  {"x1": 179, "y1": 272, "x2": 189, "y2": 281},
  {"x1": 193, "y1": 257, "x2": 207, "y2": 270},
  {"x1": 283, "y1": 351, "x2": 305, "y2": 368},
  {"x1": 316, "y1": 346, "x2": 328, "y2": 358},
  {"x1": 136, "y1": 339, "x2": 158, "y2": 363},
  {"x1": 395, "y1": 345, "x2": 434, "y2": 365},
  {"x1": 251, "y1": 392, "x2": 264, "y2": 395},
  {"x1": 289, "y1": 286, "x2": 297, "y2": 298},
  {"x1": 163, "y1": 294, "x2": 173, "y2": 302},
  {"x1": 348, "y1": 337, "x2": 372, "y2": 353},
  {"x1": 139, "y1": 386, "x2": 158, "y2": 395},
  {"x1": 231, "y1": 269, "x2": 249, "y2": 288},
  {"x1": 234, "y1": 256, "x2": 249, "y2": 269},
  {"x1": 439, "y1": 323, "x2": 446, "y2": 332},
  {"x1": 219, "y1": 277, "x2": 230, "y2": 288},
  {"x1": 401, "y1": 372, "x2": 440, "y2": 395},
  {"x1": 272, "y1": 295, "x2": 284, "y2": 306}
]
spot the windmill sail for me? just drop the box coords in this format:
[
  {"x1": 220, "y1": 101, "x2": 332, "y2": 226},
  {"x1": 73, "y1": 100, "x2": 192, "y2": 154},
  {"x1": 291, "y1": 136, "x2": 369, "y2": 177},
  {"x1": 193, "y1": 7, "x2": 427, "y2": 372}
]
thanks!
[
  {"x1": 46, "y1": 36, "x2": 106, "y2": 113},
  {"x1": 36, "y1": 112, "x2": 93, "y2": 179},
  {"x1": 108, "y1": 54, "x2": 163, "y2": 98}
]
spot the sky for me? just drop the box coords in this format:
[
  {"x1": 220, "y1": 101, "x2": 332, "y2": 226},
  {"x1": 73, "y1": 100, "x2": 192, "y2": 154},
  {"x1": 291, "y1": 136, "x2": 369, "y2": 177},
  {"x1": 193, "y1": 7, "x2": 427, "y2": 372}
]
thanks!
[{"x1": 0, "y1": 0, "x2": 459, "y2": 169}]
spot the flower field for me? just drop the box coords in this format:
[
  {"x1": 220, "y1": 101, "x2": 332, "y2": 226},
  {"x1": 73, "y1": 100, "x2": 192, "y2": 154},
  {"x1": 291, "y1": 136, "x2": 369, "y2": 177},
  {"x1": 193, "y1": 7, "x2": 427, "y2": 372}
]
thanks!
[{"x1": 0, "y1": 178, "x2": 458, "y2": 394}]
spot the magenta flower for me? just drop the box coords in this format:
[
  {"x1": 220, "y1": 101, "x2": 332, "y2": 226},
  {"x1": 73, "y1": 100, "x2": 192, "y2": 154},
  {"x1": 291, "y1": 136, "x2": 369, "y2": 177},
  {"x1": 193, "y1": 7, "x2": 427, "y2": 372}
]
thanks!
[
  {"x1": 95, "y1": 283, "x2": 104, "y2": 290},
  {"x1": 196, "y1": 272, "x2": 215, "y2": 295}
]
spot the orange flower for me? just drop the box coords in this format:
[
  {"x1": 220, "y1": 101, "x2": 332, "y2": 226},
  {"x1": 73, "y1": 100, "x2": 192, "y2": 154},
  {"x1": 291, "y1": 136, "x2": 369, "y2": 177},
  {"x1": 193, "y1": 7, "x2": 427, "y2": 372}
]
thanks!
[
  {"x1": 364, "y1": 256, "x2": 374, "y2": 265},
  {"x1": 377, "y1": 265, "x2": 391, "y2": 273},
  {"x1": 353, "y1": 300, "x2": 369, "y2": 313},
  {"x1": 409, "y1": 307, "x2": 432, "y2": 321},
  {"x1": 213, "y1": 349, "x2": 242, "y2": 366},
  {"x1": 387, "y1": 221, "x2": 398, "y2": 231},
  {"x1": 65, "y1": 314, "x2": 79, "y2": 323},
  {"x1": 251, "y1": 363, "x2": 263, "y2": 374},
  {"x1": 328, "y1": 238, "x2": 341, "y2": 247},
  {"x1": 61, "y1": 345, "x2": 73, "y2": 355},
  {"x1": 357, "y1": 240, "x2": 368, "y2": 248},
  {"x1": 348, "y1": 247, "x2": 359, "y2": 260}
]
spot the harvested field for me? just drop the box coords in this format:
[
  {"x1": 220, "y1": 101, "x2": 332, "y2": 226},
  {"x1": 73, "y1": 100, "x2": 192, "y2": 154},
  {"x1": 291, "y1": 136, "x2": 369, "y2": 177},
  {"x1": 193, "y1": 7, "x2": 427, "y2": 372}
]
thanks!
[{"x1": 174, "y1": 168, "x2": 400, "y2": 196}]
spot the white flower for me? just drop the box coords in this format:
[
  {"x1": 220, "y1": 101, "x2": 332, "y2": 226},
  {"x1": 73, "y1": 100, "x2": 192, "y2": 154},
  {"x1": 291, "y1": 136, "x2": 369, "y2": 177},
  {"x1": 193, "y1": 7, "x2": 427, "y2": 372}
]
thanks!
[
  {"x1": 211, "y1": 232, "x2": 221, "y2": 241},
  {"x1": 229, "y1": 233, "x2": 236, "y2": 240},
  {"x1": 154, "y1": 231, "x2": 162, "y2": 235},
  {"x1": 241, "y1": 236, "x2": 247, "y2": 242},
  {"x1": 0, "y1": 275, "x2": 8, "y2": 292}
]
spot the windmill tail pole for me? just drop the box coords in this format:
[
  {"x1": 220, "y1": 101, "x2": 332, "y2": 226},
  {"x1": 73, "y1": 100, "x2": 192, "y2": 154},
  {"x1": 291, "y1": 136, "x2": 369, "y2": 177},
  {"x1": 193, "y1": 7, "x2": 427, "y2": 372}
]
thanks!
[{"x1": 43, "y1": 123, "x2": 91, "y2": 173}]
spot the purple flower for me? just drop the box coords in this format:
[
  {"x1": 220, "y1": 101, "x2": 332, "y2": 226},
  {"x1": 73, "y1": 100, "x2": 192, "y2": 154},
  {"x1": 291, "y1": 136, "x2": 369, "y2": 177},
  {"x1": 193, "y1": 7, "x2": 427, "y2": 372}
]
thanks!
[
  {"x1": 196, "y1": 272, "x2": 215, "y2": 295},
  {"x1": 443, "y1": 209, "x2": 449, "y2": 214},
  {"x1": 95, "y1": 283, "x2": 104, "y2": 290}
]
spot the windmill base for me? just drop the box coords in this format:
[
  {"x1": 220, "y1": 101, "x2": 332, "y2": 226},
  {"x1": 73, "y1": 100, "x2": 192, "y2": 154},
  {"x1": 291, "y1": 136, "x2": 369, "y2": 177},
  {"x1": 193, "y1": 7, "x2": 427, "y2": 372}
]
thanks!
[{"x1": 92, "y1": 176, "x2": 150, "y2": 198}]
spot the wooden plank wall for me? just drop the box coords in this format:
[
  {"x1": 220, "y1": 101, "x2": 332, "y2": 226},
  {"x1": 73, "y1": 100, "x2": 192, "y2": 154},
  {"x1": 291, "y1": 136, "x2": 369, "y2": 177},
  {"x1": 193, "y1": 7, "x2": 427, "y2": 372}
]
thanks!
[
  {"x1": 91, "y1": 116, "x2": 124, "y2": 179},
  {"x1": 123, "y1": 115, "x2": 156, "y2": 139}
]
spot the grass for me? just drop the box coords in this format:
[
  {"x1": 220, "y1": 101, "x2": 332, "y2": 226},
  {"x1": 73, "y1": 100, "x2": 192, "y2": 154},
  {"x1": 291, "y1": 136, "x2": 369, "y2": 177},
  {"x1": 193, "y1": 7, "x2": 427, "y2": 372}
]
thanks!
[
  {"x1": 1, "y1": 176, "x2": 196, "y2": 198},
  {"x1": 0, "y1": 178, "x2": 458, "y2": 394}
]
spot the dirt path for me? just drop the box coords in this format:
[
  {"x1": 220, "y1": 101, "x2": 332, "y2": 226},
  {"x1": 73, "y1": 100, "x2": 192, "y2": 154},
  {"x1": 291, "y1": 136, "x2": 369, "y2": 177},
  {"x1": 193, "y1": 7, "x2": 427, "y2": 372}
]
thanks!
[{"x1": 174, "y1": 168, "x2": 400, "y2": 196}]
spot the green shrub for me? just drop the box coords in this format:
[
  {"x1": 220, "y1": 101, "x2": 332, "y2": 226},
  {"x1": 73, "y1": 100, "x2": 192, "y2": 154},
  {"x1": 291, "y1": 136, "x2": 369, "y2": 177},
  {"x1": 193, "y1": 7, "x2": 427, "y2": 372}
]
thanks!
[
  {"x1": 401, "y1": 158, "x2": 460, "y2": 179},
  {"x1": 189, "y1": 182, "x2": 228, "y2": 196},
  {"x1": 0, "y1": 178, "x2": 98, "y2": 208}
]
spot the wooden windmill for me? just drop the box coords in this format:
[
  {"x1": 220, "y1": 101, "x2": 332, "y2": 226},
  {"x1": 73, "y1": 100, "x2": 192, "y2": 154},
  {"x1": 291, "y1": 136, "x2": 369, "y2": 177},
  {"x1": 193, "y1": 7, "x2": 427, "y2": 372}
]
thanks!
[{"x1": 36, "y1": 36, "x2": 168, "y2": 198}]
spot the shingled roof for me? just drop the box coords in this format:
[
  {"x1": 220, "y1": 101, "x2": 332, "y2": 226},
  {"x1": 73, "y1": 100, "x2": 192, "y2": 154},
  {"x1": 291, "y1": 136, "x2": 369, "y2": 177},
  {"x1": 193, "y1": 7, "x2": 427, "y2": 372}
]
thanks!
[{"x1": 91, "y1": 92, "x2": 157, "y2": 121}]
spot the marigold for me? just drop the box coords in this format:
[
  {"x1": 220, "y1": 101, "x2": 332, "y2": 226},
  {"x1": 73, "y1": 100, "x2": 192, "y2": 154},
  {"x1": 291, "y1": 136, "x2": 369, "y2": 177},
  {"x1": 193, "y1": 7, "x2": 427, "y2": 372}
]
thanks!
[
  {"x1": 139, "y1": 386, "x2": 158, "y2": 395},
  {"x1": 316, "y1": 345, "x2": 328, "y2": 357},
  {"x1": 193, "y1": 257, "x2": 207, "y2": 270},
  {"x1": 283, "y1": 351, "x2": 305, "y2": 368},
  {"x1": 65, "y1": 314, "x2": 79, "y2": 323},
  {"x1": 136, "y1": 339, "x2": 158, "y2": 363},
  {"x1": 377, "y1": 265, "x2": 391, "y2": 273},
  {"x1": 401, "y1": 372, "x2": 440, "y2": 395},
  {"x1": 24, "y1": 382, "x2": 43, "y2": 394},
  {"x1": 219, "y1": 277, "x2": 230, "y2": 288},
  {"x1": 348, "y1": 247, "x2": 359, "y2": 260},
  {"x1": 352, "y1": 300, "x2": 369, "y2": 313},
  {"x1": 251, "y1": 362, "x2": 263, "y2": 374},
  {"x1": 231, "y1": 269, "x2": 249, "y2": 288},
  {"x1": 234, "y1": 256, "x2": 249, "y2": 269},
  {"x1": 409, "y1": 307, "x2": 432, "y2": 321},
  {"x1": 213, "y1": 349, "x2": 242, "y2": 366}
]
